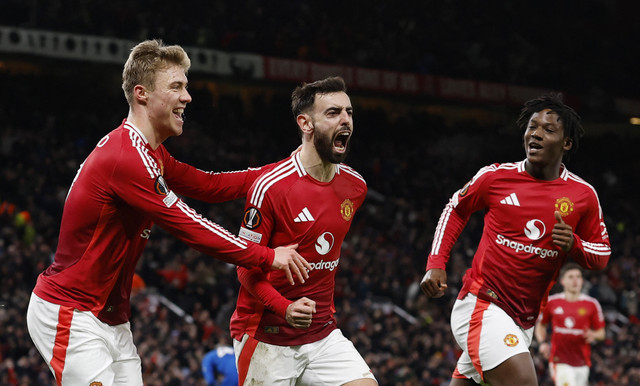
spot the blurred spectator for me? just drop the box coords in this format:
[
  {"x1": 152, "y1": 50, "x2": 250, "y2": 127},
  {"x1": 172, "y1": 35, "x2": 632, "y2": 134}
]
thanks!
[
  {"x1": 1, "y1": 1, "x2": 640, "y2": 98},
  {"x1": 201, "y1": 342, "x2": 238, "y2": 386}
]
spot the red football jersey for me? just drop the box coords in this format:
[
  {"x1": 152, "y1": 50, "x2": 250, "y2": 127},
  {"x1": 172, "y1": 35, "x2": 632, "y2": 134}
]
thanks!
[
  {"x1": 427, "y1": 161, "x2": 610, "y2": 329},
  {"x1": 539, "y1": 293, "x2": 605, "y2": 366},
  {"x1": 33, "y1": 120, "x2": 274, "y2": 325},
  {"x1": 230, "y1": 153, "x2": 367, "y2": 345}
]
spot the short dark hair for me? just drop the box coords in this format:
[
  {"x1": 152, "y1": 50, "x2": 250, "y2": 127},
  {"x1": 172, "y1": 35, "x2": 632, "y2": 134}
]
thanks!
[
  {"x1": 291, "y1": 76, "x2": 347, "y2": 118},
  {"x1": 517, "y1": 93, "x2": 584, "y2": 159},
  {"x1": 559, "y1": 262, "x2": 583, "y2": 279}
]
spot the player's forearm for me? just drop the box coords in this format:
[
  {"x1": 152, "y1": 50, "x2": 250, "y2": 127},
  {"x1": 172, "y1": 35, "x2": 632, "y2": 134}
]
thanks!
[
  {"x1": 427, "y1": 202, "x2": 469, "y2": 270},
  {"x1": 237, "y1": 267, "x2": 291, "y2": 316},
  {"x1": 534, "y1": 323, "x2": 547, "y2": 343},
  {"x1": 587, "y1": 327, "x2": 605, "y2": 342},
  {"x1": 166, "y1": 214, "x2": 274, "y2": 270},
  {"x1": 569, "y1": 235, "x2": 610, "y2": 271}
]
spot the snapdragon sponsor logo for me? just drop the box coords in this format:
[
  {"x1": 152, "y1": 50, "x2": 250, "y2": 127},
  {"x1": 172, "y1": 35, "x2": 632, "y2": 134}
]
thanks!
[
  {"x1": 555, "y1": 326, "x2": 584, "y2": 335},
  {"x1": 315, "y1": 232, "x2": 335, "y2": 255},
  {"x1": 309, "y1": 258, "x2": 340, "y2": 271},
  {"x1": 495, "y1": 234, "x2": 559, "y2": 259}
]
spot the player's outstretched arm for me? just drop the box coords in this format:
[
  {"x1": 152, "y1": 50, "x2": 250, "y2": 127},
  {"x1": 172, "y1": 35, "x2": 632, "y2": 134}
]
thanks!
[
  {"x1": 271, "y1": 244, "x2": 312, "y2": 285},
  {"x1": 420, "y1": 268, "x2": 448, "y2": 298}
]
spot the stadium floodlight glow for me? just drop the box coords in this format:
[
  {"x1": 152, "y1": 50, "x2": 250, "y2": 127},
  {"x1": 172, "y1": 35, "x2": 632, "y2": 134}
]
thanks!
[{"x1": 630, "y1": 117, "x2": 640, "y2": 125}]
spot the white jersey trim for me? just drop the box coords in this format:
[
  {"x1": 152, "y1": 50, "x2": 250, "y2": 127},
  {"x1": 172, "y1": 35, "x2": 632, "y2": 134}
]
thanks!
[
  {"x1": 176, "y1": 201, "x2": 248, "y2": 249},
  {"x1": 124, "y1": 122, "x2": 159, "y2": 179},
  {"x1": 338, "y1": 164, "x2": 366, "y2": 184},
  {"x1": 250, "y1": 156, "x2": 298, "y2": 208}
]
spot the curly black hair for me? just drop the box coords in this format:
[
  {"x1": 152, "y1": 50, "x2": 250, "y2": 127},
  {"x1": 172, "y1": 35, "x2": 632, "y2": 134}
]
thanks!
[{"x1": 517, "y1": 93, "x2": 584, "y2": 159}]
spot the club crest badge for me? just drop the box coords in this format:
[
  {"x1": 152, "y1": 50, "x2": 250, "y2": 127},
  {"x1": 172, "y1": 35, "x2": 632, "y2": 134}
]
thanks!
[
  {"x1": 340, "y1": 199, "x2": 354, "y2": 221},
  {"x1": 555, "y1": 197, "x2": 574, "y2": 217},
  {"x1": 504, "y1": 334, "x2": 519, "y2": 347}
]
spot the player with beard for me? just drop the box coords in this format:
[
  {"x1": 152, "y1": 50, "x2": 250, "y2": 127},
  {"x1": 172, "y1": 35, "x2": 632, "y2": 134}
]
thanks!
[
  {"x1": 230, "y1": 76, "x2": 377, "y2": 385},
  {"x1": 25, "y1": 40, "x2": 310, "y2": 386},
  {"x1": 420, "y1": 94, "x2": 610, "y2": 386}
]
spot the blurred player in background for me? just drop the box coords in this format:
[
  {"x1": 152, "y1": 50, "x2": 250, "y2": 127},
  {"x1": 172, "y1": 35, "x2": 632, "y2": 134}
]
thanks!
[
  {"x1": 230, "y1": 76, "x2": 377, "y2": 385},
  {"x1": 26, "y1": 39, "x2": 310, "y2": 386},
  {"x1": 202, "y1": 341, "x2": 238, "y2": 386},
  {"x1": 421, "y1": 93, "x2": 611, "y2": 386},
  {"x1": 535, "y1": 262, "x2": 605, "y2": 386}
]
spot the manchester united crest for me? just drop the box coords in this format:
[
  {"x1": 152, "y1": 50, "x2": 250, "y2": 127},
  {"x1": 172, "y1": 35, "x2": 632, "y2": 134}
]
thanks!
[
  {"x1": 555, "y1": 197, "x2": 574, "y2": 217},
  {"x1": 503, "y1": 334, "x2": 519, "y2": 347},
  {"x1": 340, "y1": 199, "x2": 354, "y2": 221}
]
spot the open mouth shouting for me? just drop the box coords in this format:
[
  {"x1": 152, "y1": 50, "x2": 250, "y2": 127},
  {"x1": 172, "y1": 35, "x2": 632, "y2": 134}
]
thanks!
[{"x1": 333, "y1": 129, "x2": 352, "y2": 154}]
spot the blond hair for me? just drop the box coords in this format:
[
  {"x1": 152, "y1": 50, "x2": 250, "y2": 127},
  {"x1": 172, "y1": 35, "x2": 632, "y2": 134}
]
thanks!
[{"x1": 122, "y1": 39, "x2": 191, "y2": 105}]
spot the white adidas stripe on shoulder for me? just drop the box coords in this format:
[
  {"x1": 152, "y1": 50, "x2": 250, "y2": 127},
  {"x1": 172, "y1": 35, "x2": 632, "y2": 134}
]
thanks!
[
  {"x1": 338, "y1": 164, "x2": 366, "y2": 184},
  {"x1": 125, "y1": 124, "x2": 159, "y2": 179},
  {"x1": 578, "y1": 293, "x2": 602, "y2": 304},
  {"x1": 547, "y1": 292, "x2": 566, "y2": 301},
  {"x1": 291, "y1": 152, "x2": 307, "y2": 177},
  {"x1": 250, "y1": 154, "x2": 304, "y2": 208},
  {"x1": 468, "y1": 163, "x2": 503, "y2": 185},
  {"x1": 566, "y1": 172, "x2": 606, "y2": 218},
  {"x1": 496, "y1": 161, "x2": 519, "y2": 170}
]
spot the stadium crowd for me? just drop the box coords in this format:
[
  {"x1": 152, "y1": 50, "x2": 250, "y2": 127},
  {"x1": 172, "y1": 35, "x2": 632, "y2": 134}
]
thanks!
[
  {"x1": 2, "y1": 0, "x2": 640, "y2": 99},
  {"x1": 1, "y1": 3, "x2": 640, "y2": 384},
  {"x1": 1, "y1": 60, "x2": 639, "y2": 386}
]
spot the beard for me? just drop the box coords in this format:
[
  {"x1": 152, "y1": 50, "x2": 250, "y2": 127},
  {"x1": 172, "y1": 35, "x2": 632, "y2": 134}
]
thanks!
[{"x1": 314, "y1": 130, "x2": 349, "y2": 164}]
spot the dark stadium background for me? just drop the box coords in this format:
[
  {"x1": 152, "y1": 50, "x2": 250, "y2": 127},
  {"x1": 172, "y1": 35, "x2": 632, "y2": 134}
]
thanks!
[{"x1": 1, "y1": 1, "x2": 639, "y2": 385}]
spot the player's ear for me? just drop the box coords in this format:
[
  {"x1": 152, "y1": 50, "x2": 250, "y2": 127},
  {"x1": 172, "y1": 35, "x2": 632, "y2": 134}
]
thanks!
[
  {"x1": 563, "y1": 137, "x2": 573, "y2": 152},
  {"x1": 133, "y1": 85, "x2": 148, "y2": 104},
  {"x1": 297, "y1": 114, "x2": 314, "y2": 135}
]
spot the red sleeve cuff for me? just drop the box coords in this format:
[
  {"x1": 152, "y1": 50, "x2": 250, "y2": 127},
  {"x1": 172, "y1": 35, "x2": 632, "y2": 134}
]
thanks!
[
  {"x1": 271, "y1": 297, "x2": 292, "y2": 318},
  {"x1": 426, "y1": 255, "x2": 447, "y2": 271}
]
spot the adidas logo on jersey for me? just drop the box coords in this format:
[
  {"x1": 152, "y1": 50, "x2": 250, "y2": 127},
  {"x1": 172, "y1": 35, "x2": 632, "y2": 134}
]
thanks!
[
  {"x1": 500, "y1": 193, "x2": 520, "y2": 206},
  {"x1": 294, "y1": 207, "x2": 315, "y2": 222}
]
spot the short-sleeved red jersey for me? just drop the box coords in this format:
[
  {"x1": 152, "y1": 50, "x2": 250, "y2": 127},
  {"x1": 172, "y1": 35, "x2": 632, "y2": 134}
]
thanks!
[
  {"x1": 33, "y1": 120, "x2": 274, "y2": 325},
  {"x1": 539, "y1": 293, "x2": 605, "y2": 366},
  {"x1": 427, "y1": 161, "x2": 610, "y2": 329},
  {"x1": 230, "y1": 153, "x2": 367, "y2": 345}
]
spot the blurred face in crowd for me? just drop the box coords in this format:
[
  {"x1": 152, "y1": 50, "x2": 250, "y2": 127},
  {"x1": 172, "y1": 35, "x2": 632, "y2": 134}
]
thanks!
[
  {"x1": 523, "y1": 109, "x2": 572, "y2": 171},
  {"x1": 308, "y1": 92, "x2": 353, "y2": 164},
  {"x1": 144, "y1": 64, "x2": 192, "y2": 139},
  {"x1": 561, "y1": 268, "x2": 584, "y2": 296}
]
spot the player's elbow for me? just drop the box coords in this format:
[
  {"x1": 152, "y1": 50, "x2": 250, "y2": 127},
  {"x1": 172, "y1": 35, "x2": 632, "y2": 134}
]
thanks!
[
  {"x1": 575, "y1": 253, "x2": 610, "y2": 271},
  {"x1": 590, "y1": 255, "x2": 610, "y2": 271}
]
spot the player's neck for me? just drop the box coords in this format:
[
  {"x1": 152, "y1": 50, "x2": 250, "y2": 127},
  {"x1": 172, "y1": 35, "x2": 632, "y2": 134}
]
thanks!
[
  {"x1": 126, "y1": 112, "x2": 164, "y2": 150},
  {"x1": 564, "y1": 291, "x2": 581, "y2": 301},
  {"x1": 300, "y1": 146, "x2": 335, "y2": 182},
  {"x1": 524, "y1": 159, "x2": 563, "y2": 180}
]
